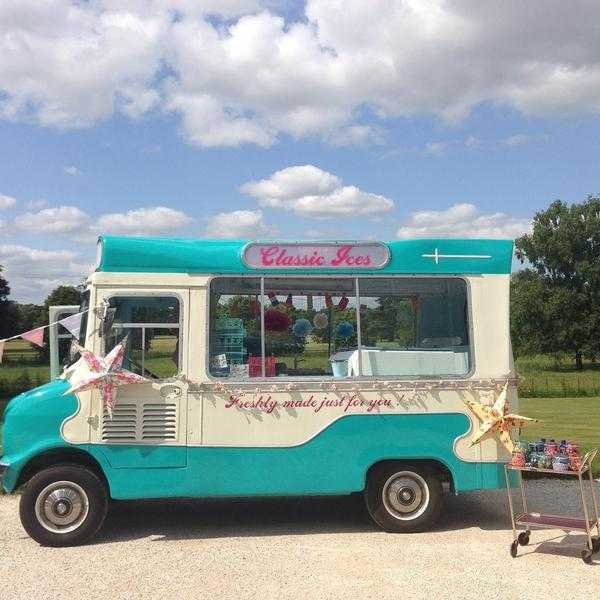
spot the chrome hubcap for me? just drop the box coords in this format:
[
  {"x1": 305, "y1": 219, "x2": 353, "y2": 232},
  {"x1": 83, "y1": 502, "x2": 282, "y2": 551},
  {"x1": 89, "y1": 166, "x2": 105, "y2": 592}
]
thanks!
[
  {"x1": 382, "y1": 471, "x2": 430, "y2": 521},
  {"x1": 35, "y1": 481, "x2": 89, "y2": 534}
]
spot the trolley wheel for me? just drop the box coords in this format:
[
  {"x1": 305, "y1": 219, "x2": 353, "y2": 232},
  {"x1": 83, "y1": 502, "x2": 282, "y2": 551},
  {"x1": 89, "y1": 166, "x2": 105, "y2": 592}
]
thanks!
[
  {"x1": 510, "y1": 539, "x2": 518, "y2": 558},
  {"x1": 581, "y1": 549, "x2": 594, "y2": 564},
  {"x1": 592, "y1": 538, "x2": 600, "y2": 554},
  {"x1": 517, "y1": 531, "x2": 530, "y2": 546}
]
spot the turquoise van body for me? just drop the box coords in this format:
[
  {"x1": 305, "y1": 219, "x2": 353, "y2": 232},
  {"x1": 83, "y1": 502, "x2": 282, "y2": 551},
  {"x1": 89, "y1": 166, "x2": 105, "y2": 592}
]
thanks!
[
  {"x1": 1, "y1": 236, "x2": 514, "y2": 504},
  {"x1": 1, "y1": 381, "x2": 505, "y2": 498}
]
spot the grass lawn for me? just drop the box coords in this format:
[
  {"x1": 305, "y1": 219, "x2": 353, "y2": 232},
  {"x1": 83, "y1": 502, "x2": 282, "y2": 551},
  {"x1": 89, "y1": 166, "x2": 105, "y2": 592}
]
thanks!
[
  {"x1": 516, "y1": 354, "x2": 600, "y2": 397},
  {"x1": 519, "y1": 396, "x2": 600, "y2": 472}
]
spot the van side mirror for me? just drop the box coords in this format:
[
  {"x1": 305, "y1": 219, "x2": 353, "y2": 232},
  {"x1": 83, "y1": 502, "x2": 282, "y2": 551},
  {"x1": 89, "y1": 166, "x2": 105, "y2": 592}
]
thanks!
[{"x1": 99, "y1": 307, "x2": 116, "y2": 338}]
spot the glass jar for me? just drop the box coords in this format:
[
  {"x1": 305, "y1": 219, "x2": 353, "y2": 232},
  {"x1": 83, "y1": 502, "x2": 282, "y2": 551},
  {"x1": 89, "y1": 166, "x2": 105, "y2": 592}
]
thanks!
[{"x1": 553, "y1": 455, "x2": 570, "y2": 472}]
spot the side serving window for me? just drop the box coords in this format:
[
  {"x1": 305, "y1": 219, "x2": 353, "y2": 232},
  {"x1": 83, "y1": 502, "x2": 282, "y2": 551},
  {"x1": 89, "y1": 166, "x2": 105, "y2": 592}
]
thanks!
[
  {"x1": 358, "y1": 278, "x2": 470, "y2": 376},
  {"x1": 208, "y1": 276, "x2": 470, "y2": 379},
  {"x1": 209, "y1": 278, "x2": 262, "y2": 378},
  {"x1": 104, "y1": 295, "x2": 181, "y2": 379}
]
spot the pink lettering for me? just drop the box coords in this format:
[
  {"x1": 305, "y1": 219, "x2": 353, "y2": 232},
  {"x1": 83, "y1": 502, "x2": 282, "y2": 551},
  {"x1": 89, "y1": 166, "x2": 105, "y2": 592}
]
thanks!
[
  {"x1": 330, "y1": 245, "x2": 353, "y2": 266},
  {"x1": 260, "y1": 247, "x2": 278, "y2": 266}
]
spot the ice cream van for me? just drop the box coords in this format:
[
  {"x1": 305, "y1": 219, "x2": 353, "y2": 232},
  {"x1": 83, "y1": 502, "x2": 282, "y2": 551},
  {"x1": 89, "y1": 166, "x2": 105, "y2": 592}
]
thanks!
[{"x1": 0, "y1": 236, "x2": 517, "y2": 546}]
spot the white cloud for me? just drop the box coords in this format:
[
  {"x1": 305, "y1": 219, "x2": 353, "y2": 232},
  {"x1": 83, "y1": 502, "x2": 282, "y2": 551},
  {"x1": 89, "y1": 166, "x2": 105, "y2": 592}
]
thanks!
[
  {"x1": 205, "y1": 209, "x2": 273, "y2": 238},
  {"x1": 424, "y1": 141, "x2": 448, "y2": 157},
  {"x1": 0, "y1": 243, "x2": 91, "y2": 302},
  {"x1": 14, "y1": 206, "x2": 90, "y2": 233},
  {"x1": 396, "y1": 203, "x2": 531, "y2": 240},
  {"x1": 64, "y1": 165, "x2": 82, "y2": 176},
  {"x1": 241, "y1": 165, "x2": 394, "y2": 218},
  {"x1": 2, "y1": 2, "x2": 600, "y2": 146},
  {"x1": 0, "y1": 193, "x2": 17, "y2": 209},
  {"x1": 502, "y1": 133, "x2": 550, "y2": 147},
  {"x1": 25, "y1": 199, "x2": 49, "y2": 210},
  {"x1": 95, "y1": 206, "x2": 192, "y2": 236},
  {"x1": 13, "y1": 204, "x2": 192, "y2": 240},
  {"x1": 326, "y1": 125, "x2": 385, "y2": 147}
]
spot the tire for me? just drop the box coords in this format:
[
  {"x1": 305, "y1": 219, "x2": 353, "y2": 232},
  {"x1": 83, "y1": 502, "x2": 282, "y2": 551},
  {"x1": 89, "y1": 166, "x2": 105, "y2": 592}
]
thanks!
[
  {"x1": 364, "y1": 463, "x2": 443, "y2": 533},
  {"x1": 517, "y1": 531, "x2": 530, "y2": 546},
  {"x1": 19, "y1": 465, "x2": 108, "y2": 547}
]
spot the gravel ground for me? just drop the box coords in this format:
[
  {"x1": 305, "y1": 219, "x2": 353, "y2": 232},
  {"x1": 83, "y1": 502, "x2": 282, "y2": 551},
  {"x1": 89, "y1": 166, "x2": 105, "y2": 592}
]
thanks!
[{"x1": 1, "y1": 480, "x2": 599, "y2": 600}]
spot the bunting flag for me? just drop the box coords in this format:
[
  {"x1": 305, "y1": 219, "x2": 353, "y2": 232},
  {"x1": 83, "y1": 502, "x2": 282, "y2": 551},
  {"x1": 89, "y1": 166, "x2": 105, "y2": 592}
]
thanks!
[
  {"x1": 0, "y1": 308, "x2": 91, "y2": 348},
  {"x1": 59, "y1": 312, "x2": 84, "y2": 339},
  {"x1": 21, "y1": 326, "x2": 45, "y2": 347},
  {"x1": 0, "y1": 340, "x2": 4, "y2": 364}
]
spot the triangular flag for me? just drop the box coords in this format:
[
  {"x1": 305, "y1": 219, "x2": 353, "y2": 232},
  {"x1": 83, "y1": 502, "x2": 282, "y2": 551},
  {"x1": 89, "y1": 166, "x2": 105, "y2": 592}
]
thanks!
[
  {"x1": 59, "y1": 312, "x2": 83, "y2": 339},
  {"x1": 0, "y1": 340, "x2": 4, "y2": 364},
  {"x1": 21, "y1": 327, "x2": 45, "y2": 347}
]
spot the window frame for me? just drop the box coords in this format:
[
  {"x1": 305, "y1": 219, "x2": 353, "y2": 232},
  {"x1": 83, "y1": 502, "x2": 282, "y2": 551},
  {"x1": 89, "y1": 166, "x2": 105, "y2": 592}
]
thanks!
[
  {"x1": 205, "y1": 274, "x2": 475, "y2": 382},
  {"x1": 102, "y1": 291, "x2": 184, "y2": 380}
]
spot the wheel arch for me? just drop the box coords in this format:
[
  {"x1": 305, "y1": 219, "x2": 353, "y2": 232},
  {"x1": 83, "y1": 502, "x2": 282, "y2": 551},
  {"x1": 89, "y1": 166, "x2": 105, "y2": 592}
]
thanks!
[
  {"x1": 16, "y1": 447, "x2": 110, "y2": 493},
  {"x1": 365, "y1": 458, "x2": 455, "y2": 494}
]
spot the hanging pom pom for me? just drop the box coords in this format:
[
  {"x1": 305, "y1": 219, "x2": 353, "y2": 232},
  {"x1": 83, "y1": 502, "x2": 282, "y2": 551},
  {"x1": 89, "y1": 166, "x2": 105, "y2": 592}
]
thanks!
[
  {"x1": 292, "y1": 318, "x2": 313, "y2": 338},
  {"x1": 335, "y1": 320, "x2": 354, "y2": 339},
  {"x1": 265, "y1": 307, "x2": 292, "y2": 331},
  {"x1": 325, "y1": 294, "x2": 333, "y2": 308}
]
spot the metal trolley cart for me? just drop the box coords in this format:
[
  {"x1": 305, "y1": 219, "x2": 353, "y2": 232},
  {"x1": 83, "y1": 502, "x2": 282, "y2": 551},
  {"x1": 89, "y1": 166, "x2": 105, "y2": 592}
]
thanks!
[{"x1": 504, "y1": 448, "x2": 600, "y2": 564}]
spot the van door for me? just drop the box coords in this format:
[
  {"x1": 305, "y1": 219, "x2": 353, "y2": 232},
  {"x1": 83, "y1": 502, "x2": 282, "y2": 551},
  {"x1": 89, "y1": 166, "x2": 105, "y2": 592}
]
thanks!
[
  {"x1": 48, "y1": 304, "x2": 80, "y2": 379},
  {"x1": 92, "y1": 289, "x2": 188, "y2": 469}
]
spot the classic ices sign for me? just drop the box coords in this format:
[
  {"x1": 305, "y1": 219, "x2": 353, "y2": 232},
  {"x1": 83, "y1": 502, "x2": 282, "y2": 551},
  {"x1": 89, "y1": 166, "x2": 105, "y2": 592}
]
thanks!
[{"x1": 243, "y1": 242, "x2": 390, "y2": 269}]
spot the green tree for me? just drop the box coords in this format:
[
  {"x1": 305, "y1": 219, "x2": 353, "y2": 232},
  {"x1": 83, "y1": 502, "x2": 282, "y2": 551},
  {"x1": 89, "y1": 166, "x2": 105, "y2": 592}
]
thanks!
[
  {"x1": 43, "y1": 285, "x2": 82, "y2": 312},
  {"x1": 0, "y1": 265, "x2": 17, "y2": 339},
  {"x1": 35, "y1": 285, "x2": 83, "y2": 362},
  {"x1": 16, "y1": 303, "x2": 45, "y2": 332},
  {"x1": 515, "y1": 196, "x2": 600, "y2": 369}
]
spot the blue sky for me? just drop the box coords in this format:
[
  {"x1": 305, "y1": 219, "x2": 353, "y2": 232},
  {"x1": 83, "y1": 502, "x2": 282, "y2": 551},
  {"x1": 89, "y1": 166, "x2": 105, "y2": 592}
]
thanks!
[{"x1": 1, "y1": 1, "x2": 600, "y2": 302}]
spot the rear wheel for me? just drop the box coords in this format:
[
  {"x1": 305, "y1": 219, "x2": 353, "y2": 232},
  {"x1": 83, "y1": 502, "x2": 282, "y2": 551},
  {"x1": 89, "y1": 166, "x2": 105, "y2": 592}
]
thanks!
[
  {"x1": 19, "y1": 465, "x2": 108, "y2": 547},
  {"x1": 365, "y1": 463, "x2": 443, "y2": 532}
]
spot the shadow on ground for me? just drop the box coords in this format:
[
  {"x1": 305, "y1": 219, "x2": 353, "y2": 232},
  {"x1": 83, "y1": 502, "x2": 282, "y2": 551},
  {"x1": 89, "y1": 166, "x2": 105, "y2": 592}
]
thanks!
[{"x1": 93, "y1": 489, "x2": 513, "y2": 545}]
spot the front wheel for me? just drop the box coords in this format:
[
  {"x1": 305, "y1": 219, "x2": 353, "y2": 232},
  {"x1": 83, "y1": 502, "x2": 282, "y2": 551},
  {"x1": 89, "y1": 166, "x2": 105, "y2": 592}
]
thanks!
[
  {"x1": 365, "y1": 463, "x2": 443, "y2": 532},
  {"x1": 19, "y1": 465, "x2": 108, "y2": 547}
]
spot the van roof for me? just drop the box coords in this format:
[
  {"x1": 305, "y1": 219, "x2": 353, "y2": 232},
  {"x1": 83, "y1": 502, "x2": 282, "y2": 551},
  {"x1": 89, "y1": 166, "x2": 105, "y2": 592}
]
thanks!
[{"x1": 96, "y1": 236, "x2": 514, "y2": 275}]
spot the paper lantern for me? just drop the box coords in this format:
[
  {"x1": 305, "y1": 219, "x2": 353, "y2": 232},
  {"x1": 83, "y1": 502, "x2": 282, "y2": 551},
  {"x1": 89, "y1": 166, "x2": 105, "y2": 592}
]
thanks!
[
  {"x1": 313, "y1": 312, "x2": 328, "y2": 329},
  {"x1": 292, "y1": 318, "x2": 312, "y2": 338},
  {"x1": 264, "y1": 307, "x2": 291, "y2": 331}
]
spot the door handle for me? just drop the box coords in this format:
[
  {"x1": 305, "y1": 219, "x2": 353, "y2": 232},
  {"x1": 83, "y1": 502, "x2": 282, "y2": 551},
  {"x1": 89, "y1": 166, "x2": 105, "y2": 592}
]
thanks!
[{"x1": 159, "y1": 384, "x2": 182, "y2": 399}]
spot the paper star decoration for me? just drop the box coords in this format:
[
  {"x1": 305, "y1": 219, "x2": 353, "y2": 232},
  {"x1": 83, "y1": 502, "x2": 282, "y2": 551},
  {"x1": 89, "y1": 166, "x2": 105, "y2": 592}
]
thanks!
[
  {"x1": 463, "y1": 382, "x2": 537, "y2": 453},
  {"x1": 64, "y1": 344, "x2": 147, "y2": 416}
]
